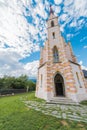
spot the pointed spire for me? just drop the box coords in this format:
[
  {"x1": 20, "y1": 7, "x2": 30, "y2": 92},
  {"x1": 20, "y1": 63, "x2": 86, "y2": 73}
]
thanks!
[{"x1": 50, "y1": 5, "x2": 54, "y2": 14}]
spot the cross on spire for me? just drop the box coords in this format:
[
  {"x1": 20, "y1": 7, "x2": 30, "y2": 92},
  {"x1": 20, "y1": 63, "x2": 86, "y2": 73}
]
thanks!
[{"x1": 50, "y1": 5, "x2": 54, "y2": 14}]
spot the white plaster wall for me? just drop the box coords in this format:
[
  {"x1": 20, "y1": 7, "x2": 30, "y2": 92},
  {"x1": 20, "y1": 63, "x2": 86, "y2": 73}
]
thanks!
[
  {"x1": 40, "y1": 47, "x2": 43, "y2": 59},
  {"x1": 85, "y1": 78, "x2": 87, "y2": 92},
  {"x1": 70, "y1": 63, "x2": 87, "y2": 102},
  {"x1": 85, "y1": 78, "x2": 87, "y2": 86},
  {"x1": 36, "y1": 65, "x2": 48, "y2": 100},
  {"x1": 71, "y1": 63, "x2": 85, "y2": 92}
]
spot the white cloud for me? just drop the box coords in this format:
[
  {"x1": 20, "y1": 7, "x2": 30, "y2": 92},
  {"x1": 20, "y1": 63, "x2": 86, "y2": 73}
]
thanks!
[
  {"x1": 34, "y1": 3, "x2": 47, "y2": 19},
  {"x1": 60, "y1": 0, "x2": 87, "y2": 31},
  {"x1": 0, "y1": 0, "x2": 87, "y2": 78},
  {"x1": 70, "y1": 21, "x2": 77, "y2": 27},
  {"x1": 74, "y1": 0, "x2": 87, "y2": 17},
  {"x1": 0, "y1": 0, "x2": 44, "y2": 77},
  {"x1": 64, "y1": 0, "x2": 73, "y2": 6},
  {"x1": 84, "y1": 46, "x2": 87, "y2": 49},
  {"x1": 54, "y1": 0, "x2": 63, "y2": 5},
  {"x1": 79, "y1": 61, "x2": 87, "y2": 70},
  {"x1": 67, "y1": 34, "x2": 74, "y2": 40},
  {"x1": 0, "y1": 0, "x2": 40, "y2": 58},
  {"x1": 60, "y1": 24, "x2": 65, "y2": 32},
  {"x1": 64, "y1": 0, "x2": 87, "y2": 18},
  {"x1": 0, "y1": 49, "x2": 23, "y2": 77},
  {"x1": 24, "y1": 60, "x2": 39, "y2": 78},
  {"x1": 79, "y1": 61, "x2": 83, "y2": 65},
  {"x1": 0, "y1": 1, "x2": 45, "y2": 79},
  {"x1": 0, "y1": 49, "x2": 39, "y2": 78},
  {"x1": 59, "y1": 13, "x2": 67, "y2": 22},
  {"x1": 80, "y1": 36, "x2": 87, "y2": 42},
  {"x1": 53, "y1": 5, "x2": 61, "y2": 14}
]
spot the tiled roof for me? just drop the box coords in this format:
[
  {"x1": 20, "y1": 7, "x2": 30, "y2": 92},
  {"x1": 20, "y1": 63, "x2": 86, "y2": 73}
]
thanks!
[{"x1": 83, "y1": 70, "x2": 87, "y2": 78}]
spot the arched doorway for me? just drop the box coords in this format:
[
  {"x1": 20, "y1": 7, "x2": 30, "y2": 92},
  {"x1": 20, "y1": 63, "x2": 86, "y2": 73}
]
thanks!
[{"x1": 54, "y1": 73, "x2": 65, "y2": 96}]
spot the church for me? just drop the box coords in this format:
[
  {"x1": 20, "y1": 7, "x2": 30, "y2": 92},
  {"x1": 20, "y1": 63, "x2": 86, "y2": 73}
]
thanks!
[{"x1": 35, "y1": 6, "x2": 87, "y2": 103}]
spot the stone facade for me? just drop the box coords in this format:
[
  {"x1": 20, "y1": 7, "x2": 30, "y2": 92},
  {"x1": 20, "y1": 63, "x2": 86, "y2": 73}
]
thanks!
[
  {"x1": 85, "y1": 78, "x2": 87, "y2": 89},
  {"x1": 83, "y1": 70, "x2": 87, "y2": 92},
  {"x1": 35, "y1": 9, "x2": 87, "y2": 102}
]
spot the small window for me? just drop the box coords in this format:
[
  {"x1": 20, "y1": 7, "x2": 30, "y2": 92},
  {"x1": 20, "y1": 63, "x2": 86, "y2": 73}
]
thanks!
[
  {"x1": 51, "y1": 21, "x2": 54, "y2": 27},
  {"x1": 41, "y1": 74, "x2": 43, "y2": 87},
  {"x1": 76, "y1": 72, "x2": 82, "y2": 88},
  {"x1": 52, "y1": 32, "x2": 55, "y2": 39}
]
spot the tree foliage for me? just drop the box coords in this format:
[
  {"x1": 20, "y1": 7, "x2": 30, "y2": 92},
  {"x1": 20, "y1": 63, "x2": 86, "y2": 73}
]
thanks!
[{"x1": 0, "y1": 75, "x2": 36, "y2": 92}]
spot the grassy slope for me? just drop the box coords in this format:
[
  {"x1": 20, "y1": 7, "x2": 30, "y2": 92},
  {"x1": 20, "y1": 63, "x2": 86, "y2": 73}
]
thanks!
[{"x1": 0, "y1": 92, "x2": 87, "y2": 130}]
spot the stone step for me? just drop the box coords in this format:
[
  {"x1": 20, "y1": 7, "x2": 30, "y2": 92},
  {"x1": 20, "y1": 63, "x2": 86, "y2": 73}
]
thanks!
[
  {"x1": 47, "y1": 97, "x2": 79, "y2": 105},
  {"x1": 47, "y1": 101, "x2": 79, "y2": 105},
  {"x1": 47, "y1": 101, "x2": 78, "y2": 105},
  {"x1": 51, "y1": 98, "x2": 73, "y2": 102},
  {"x1": 50, "y1": 99, "x2": 75, "y2": 103},
  {"x1": 47, "y1": 102, "x2": 78, "y2": 105},
  {"x1": 51, "y1": 97, "x2": 73, "y2": 100}
]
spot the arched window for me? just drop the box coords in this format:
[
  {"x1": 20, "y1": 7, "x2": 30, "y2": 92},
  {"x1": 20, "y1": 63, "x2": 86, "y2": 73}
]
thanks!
[
  {"x1": 53, "y1": 46, "x2": 59, "y2": 63},
  {"x1": 41, "y1": 74, "x2": 43, "y2": 87},
  {"x1": 51, "y1": 21, "x2": 54, "y2": 27},
  {"x1": 52, "y1": 32, "x2": 55, "y2": 39},
  {"x1": 76, "y1": 72, "x2": 82, "y2": 88}
]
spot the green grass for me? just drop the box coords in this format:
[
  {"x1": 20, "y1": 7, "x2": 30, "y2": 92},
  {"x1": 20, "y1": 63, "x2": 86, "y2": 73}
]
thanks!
[
  {"x1": 0, "y1": 92, "x2": 87, "y2": 130},
  {"x1": 80, "y1": 100, "x2": 87, "y2": 105}
]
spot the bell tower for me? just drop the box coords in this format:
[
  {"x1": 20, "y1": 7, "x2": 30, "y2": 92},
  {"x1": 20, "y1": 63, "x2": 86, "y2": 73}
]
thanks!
[{"x1": 47, "y1": 6, "x2": 61, "y2": 47}]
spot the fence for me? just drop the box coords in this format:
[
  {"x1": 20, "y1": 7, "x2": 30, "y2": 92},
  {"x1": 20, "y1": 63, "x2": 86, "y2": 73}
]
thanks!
[{"x1": 0, "y1": 89, "x2": 27, "y2": 95}]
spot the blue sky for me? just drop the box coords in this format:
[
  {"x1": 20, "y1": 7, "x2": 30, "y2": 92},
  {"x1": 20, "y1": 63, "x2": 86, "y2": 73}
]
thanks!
[{"x1": 0, "y1": 0, "x2": 87, "y2": 78}]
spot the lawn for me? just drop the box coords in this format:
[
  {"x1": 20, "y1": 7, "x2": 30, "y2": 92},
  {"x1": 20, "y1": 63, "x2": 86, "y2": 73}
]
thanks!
[{"x1": 0, "y1": 92, "x2": 87, "y2": 130}]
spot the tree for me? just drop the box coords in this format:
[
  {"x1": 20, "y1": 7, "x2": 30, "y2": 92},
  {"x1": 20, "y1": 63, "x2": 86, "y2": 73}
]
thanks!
[
  {"x1": 0, "y1": 75, "x2": 36, "y2": 92},
  {"x1": 26, "y1": 80, "x2": 36, "y2": 92}
]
